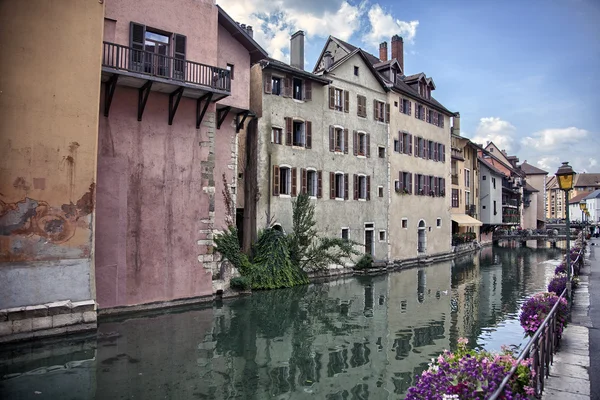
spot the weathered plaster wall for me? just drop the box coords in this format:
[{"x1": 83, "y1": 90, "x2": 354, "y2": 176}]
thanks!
[
  {"x1": 388, "y1": 94, "x2": 452, "y2": 260},
  {"x1": 0, "y1": 0, "x2": 104, "y2": 308},
  {"x1": 217, "y1": 24, "x2": 251, "y2": 110},
  {"x1": 479, "y1": 164, "x2": 503, "y2": 225}
]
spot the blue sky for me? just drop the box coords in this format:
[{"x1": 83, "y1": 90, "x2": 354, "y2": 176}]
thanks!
[{"x1": 218, "y1": 0, "x2": 600, "y2": 174}]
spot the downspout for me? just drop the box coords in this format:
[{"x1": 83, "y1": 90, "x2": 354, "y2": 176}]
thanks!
[{"x1": 267, "y1": 153, "x2": 272, "y2": 224}]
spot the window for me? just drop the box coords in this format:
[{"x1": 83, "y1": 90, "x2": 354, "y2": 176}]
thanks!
[
  {"x1": 401, "y1": 98, "x2": 411, "y2": 115},
  {"x1": 357, "y1": 95, "x2": 367, "y2": 117},
  {"x1": 277, "y1": 166, "x2": 292, "y2": 196},
  {"x1": 335, "y1": 173, "x2": 345, "y2": 199},
  {"x1": 437, "y1": 112, "x2": 444, "y2": 128},
  {"x1": 272, "y1": 127, "x2": 282, "y2": 144},
  {"x1": 397, "y1": 171, "x2": 412, "y2": 194},
  {"x1": 492, "y1": 177, "x2": 496, "y2": 189},
  {"x1": 293, "y1": 121, "x2": 305, "y2": 146},
  {"x1": 427, "y1": 109, "x2": 434, "y2": 124},
  {"x1": 417, "y1": 137, "x2": 424, "y2": 158},
  {"x1": 452, "y1": 189, "x2": 459, "y2": 207},
  {"x1": 354, "y1": 66, "x2": 359, "y2": 76},
  {"x1": 483, "y1": 175, "x2": 487, "y2": 181},
  {"x1": 394, "y1": 139, "x2": 400, "y2": 152},
  {"x1": 378, "y1": 186, "x2": 384, "y2": 197},
  {"x1": 226, "y1": 63, "x2": 234, "y2": 80},
  {"x1": 334, "y1": 127, "x2": 345, "y2": 152},
  {"x1": 465, "y1": 169, "x2": 471, "y2": 187},
  {"x1": 356, "y1": 175, "x2": 368, "y2": 200},
  {"x1": 379, "y1": 231, "x2": 386, "y2": 241},
  {"x1": 436, "y1": 218, "x2": 442, "y2": 227},
  {"x1": 465, "y1": 191, "x2": 470, "y2": 207},
  {"x1": 438, "y1": 143, "x2": 445, "y2": 162},
  {"x1": 374, "y1": 100, "x2": 386, "y2": 122},
  {"x1": 399, "y1": 132, "x2": 412, "y2": 155},
  {"x1": 133, "y1": 27, "x2": 173, "y2": 77},
  {"x1": 341, "y1": 228, "x2": 349, "y2": 241},
  {"x1": 378, "y1": 146, "x2": 385, "y2": 158},
  {"x1": 493, "y1": 200, "x2": 497, "y2": 215},
  {"x1": 293, "y1": 78, "x2": 303, "y2": 100},
  {"x1": 334, "y1": 88, "x2": 343, "y2": 111},
  {"x1": 306, "y1": 170, "x2": 318, "y2": 197},
  {"x1": 358, "y1": 132, "x2": 367, "y2": 156},
  {"x1": 272, "y1": 77, "x2": 282, "y2": 95},
  {"x1": 401, "y1": 218, "x2": 408, "y2": 229}
]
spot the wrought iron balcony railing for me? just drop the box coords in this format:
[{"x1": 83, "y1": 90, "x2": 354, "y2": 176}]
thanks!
[{"x1": 102, "y1": 41, "x2": 231, "y2": 92}]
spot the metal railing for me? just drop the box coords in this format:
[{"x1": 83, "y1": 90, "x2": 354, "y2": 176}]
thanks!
[
  {"x1": 102, "y1": 41, "x2": 231, "y2": 92},
  {"x1": 489, "y1": 249, "x2": 584, "y2": 399}
]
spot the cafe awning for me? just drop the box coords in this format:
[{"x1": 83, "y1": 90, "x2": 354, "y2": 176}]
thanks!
[{"x1": 451, "y1": 214, "x2": 483, "y2": 227}]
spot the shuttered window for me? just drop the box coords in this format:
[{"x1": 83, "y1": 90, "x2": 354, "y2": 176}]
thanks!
[{"x1": 357, "y1": 95, "x2": 367, "y2": 117}]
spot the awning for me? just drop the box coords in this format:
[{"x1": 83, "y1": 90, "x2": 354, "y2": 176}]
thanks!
[{"x1": 451, "y1": 214, "x2": 483, "y2": 227}]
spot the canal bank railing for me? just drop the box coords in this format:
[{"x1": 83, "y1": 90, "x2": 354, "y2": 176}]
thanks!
[{"x1": 488, "y1": 248, "x2": 584, "y2": 400}]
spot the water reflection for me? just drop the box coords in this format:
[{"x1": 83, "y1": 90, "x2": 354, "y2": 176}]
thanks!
[{"x1": 0, "y1": 245, "x2": 562, "y2": 399}]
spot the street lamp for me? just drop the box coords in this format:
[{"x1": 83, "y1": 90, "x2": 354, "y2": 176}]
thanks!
[
  {"x1": 580, "y1": 200, "x2": 588, "y2": 238},
  {"x1": 555, "y1": 162, "x2": 576, "y2": 305}
]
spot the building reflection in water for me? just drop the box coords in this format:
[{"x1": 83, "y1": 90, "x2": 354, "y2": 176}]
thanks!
[{"x1": 0, "y1": 245, "x2": 562, "y2": 400}]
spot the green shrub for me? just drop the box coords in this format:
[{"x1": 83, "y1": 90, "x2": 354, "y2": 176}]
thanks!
[
  {"x1": 230, "y1": 276, "x2": 251, "y2": 291},
  {"x1": 354, "y1": 253, "x2": 374, "y2": 270}
]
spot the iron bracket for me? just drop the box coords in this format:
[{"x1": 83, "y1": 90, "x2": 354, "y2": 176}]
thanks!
[
  {"x1": 104, "y1": 74, "x2": 118, "y2": 117},
  {"x1": 137, "y1": 81, "x2": 153, "y2": 121},
  {"x1": 217, "y1": 106, "x2": 231, "y2": 129},
  {"x1": 168, "y1": 87, "x2": 184, "y2": 125},
  {"x1": 196, "y1": 92, "x2": 213, "y2": 129}
]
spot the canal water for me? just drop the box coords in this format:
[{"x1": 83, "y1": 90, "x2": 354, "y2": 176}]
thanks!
[{"x1": 0, "y1": 244, "x2": 563, "y2": 399}]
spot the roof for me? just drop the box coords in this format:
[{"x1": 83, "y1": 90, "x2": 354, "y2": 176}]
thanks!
[
  {"x1": 478, "y1": 156, "x2": 506, "y2": 177},
  {"x1": 524, "y1": 182, "x2": 539, "y2": 193},
  {"x1": 332, "y1": 37, "x2": 381, "y2": 65},
  {"x1": 574, "y1": 173, "x2": 600, "y2": 188},
  {"x1": 519, "y1": 161, "x2": 548, "y2": 176},
  {"x1": 260, "y1": 57, "x2": 331, "y2": 84},
  {"x1": 217, "y1": 6, "x2": 268, "y2": 64},
  {"x1": 584, "y1": 189, "x2": 600, "y2": 199},
  {"x1": 568, "y1": 191, "x2": 589, "y2": 205},
  {"x1": 317, "y1": 48, "x2": 389, "y2": 91}
]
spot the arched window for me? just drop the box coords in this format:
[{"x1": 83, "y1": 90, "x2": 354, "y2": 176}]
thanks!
[{"x1": 418, "y1": 220, "x2": 427, "y2": 253}]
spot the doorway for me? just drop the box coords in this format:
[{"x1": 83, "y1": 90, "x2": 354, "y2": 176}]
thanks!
[
  {"x1": 418, "y1": 220, "x2": 427, "y2": 253},
  {"x1": 365, "y1": 229, "x2": 374, "y2": 256}
]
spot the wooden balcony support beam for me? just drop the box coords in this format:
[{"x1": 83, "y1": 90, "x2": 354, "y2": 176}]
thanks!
[
  {"x1": 196, "y1": 93, "x2": 213, "y2": 129},
  {"x1": 168, "y1": 87, "x2": 184, "y2": 125},
  {"x1": 104, "y1": 74, "x2": 118, "y2": 117},
  {"x1": 137, "y1": 81, "x2": 153, "y2": 121},
  {"x1": 217, "y1": 106, "x2": 231, "y2": 130}
]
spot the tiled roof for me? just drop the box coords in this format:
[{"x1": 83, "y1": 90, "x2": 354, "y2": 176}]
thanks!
[
  {"x1": 574, "y1": 173, "x2": 600, "y2": 188},
  {"x1": 478, "y1": 156, "x2": 506, "y2": 176},
  {"x1": 568, "y1": 191, "x2": 590, "y2": 204},
  {"x1": 584, "y1": 189, "x2": 600, "y2": 199},
  {"x1": 519, "y1": 161, "x2": 548, "y2": 175},
  {"x1": 334, "y1": 37, "x2": 381, "y2": 65},
  {"x1": 261, "y1": 57, "x2": 330, "y2": 84},
  {"x1": 524, "y1": 182, "x2": 539, "y2": 193}
]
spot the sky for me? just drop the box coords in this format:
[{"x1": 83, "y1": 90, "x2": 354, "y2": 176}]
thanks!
[{"x1": 217, "y1": 0, "x2": 600, "y2": 174}]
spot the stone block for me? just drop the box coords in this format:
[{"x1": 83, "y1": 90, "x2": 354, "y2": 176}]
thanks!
[
  {"x1": 24, "y1": 304, "x2": 49, "y2": 318},
  {"x1": 6, "y1": 307, "x2": 27, "y2": 321},
  {"x1": 31, "y1": 316, "x2": 53, "y2": 331},
  {"x1": 0, "y1": 310, "x2": 6, "y2": 321},
  {"x1": 47, "y1": 300, "x2": 73, "y2": 316},
  {"x1": 12, "y1": 318, "x2": 33, "y2": 334},
  {"x1": 82, "y1": 311, "x2": 97, "y2": 324},
  {"x1": 71, "y1": 300, "x2": 96, "y2": 313},
  {"x1": 52, "y1": 312, "x2": 82, "y2": 328},
  {"x1": 0, "y1": 321, "x2": 12, "y2": 336}
]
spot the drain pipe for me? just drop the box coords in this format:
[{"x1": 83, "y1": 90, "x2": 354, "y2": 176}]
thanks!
[{"x1": 267, "y1": 153, "x2": 272, "y2": 224}]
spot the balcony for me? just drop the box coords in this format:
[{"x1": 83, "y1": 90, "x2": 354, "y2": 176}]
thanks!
[
  {"x1": 451, "y1": 148, "x2": 464, "y2": 161},
  {"x1": 502, "y1": 215, "x2": 520, "y2": 224},
  {"x1": 466, "y1": 204, "x2": 477, "y2": 217},
  {"x1": 502, "y1": 199, "x2": 519, "y2": 208},
  {"x1": 101, "y1": 42, "x2": 236, "y2": 127},
  {"x1": 451, "y1": 174, "x2": 459, "y2": 185}
]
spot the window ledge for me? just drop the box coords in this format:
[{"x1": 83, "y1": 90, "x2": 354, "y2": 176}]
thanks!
[
  {"x1": 293, "y1": 98, "x2": 305, "y2": 103},
  {"x1": 308, "y1": 195, "x2": 317, "y2": 200},
  {"x1": 292, "y1": 145, "x2": 306, "y2": 150},
  {"x1": 358, "y1": 198, "x2": 367, "y2": 202},
  {"x1": 357, "y1": 155, "x2": 366, "y2": 159},
  {"x1": 279, "y1": 194, "x2": 291, "y2": 198},
  {"x1": 335, "y1": 197, "x2": 345, "y2": 201},
  {"x1": 334, "y1": 151, "x2": 345, "y2": 155}
]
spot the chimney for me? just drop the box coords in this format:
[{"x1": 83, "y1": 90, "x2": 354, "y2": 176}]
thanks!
[
  {"x1": 246, "y1": 25, "x2": 253, "y2": 38},
  {"x1": 290, "y1": 30, "x2": 305, "y2": 70},
  {"x1": 452, "y1": 113, "x2": 461, "y2": 135},
  {"x1": 323, "y1": 50, "x2": 333, "y2": 69},
  {"x1": 379, "y1": 41, "x2": 388, "y2": 61},
  {"x1": 391, "y1": 35, "x2": 404, "y2": 73}
]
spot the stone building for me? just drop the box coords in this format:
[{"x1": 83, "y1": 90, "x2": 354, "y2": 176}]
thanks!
[
  {"x1": 518, "y1": 161, "x2": 548, "y2": 229},
  {"x1": 0, "y1": 0, "x2": 105, "y2": 341},
  {"x1": 94, "y1": 0, "x2": 266, "y2": 311},
  {"x1": 478, "y1": 153, "x2": 504, "y2": 244}
]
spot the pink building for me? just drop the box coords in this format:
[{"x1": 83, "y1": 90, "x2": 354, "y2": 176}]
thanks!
[{"x1": 96, "y1": 0, "x2": 266, "y2": 310}]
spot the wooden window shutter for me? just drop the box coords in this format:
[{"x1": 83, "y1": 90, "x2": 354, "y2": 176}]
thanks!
[
  {"x1": 415, "y1": 104, "x2": 419, "y2": 119},
  {"x1": 442, "y1": 145, "x2": 446, "y2": 162},
  {"x1": 408, "y1": 101, "x2": 412, "y2": 116},
  {"x1": 264, "y1": 72, "x2": 272, "y2": 94},
  {"x1": 291, "y1": 168, "x2": 297, "y2": 196},
  {"x1": 399, "y1": 98, "x2": 403, "y2": 112},
  {"x1": 284, "y1": 75, "x2": 292, "y2": 97},
  {"x1": 329, "y1": 126, "x2": 334, "y2": 152},
  {"x1": 344, "y1": 129, "x2": 349, "y2": 154},
  {"x1": 306, "y1": 121, "x2": 312, "y2": 148},
  {"x1": 440, "y1": 115, "x2": 445, "y2": 128},
  {"x1": 354, "y1": 174, "x2": 358, "y2": 200},
  {"x1": 434, "y1": 177, "x2": 439, "y2": 195},
  {"x1": 385, "y1": 103, "x2": 390, "y2": 123},
  {"x1": 273, "y1": 165, "x2": 280, "y2": 196},
  {"x1": 362, "y1": 96, "x2": 367, "y2": 117},
  {"x1": 344, "y1": 173, "x2": 349, "y2": 200},
  {"x1": 353, "y1": 131, "x2": 358, "y2": 156},
  {"x1": 424, "y1": 175, "x2": 429, "y2": 194},
  {"x1": 130, "y1": 22, "x2": 146, "y2": 72},
  {"x1": 366, "y1": 134, "x2": 371, "y2": 158},
  {"x1": 330, "y1": 172, "x2": 335, "y2": 199},
  {"x1": 408, "y1": 134, "x2": 413, "y2": 155},
  {"x1": 399, "y1": 171, "x2": 404, "y2": 190},
  {"x1": 317, "y1": 171, "x2": 323, "y2": 198},
  {"x1": 441, "y1": 178, "x2": 446, "y2": 195},
  {"x1": 305, "y1": 80, "x2": 312, "y2": 101},
  {"x1": 373, "y1": 99, "x2": 377, "y2": 120},
  {"x1": 414, "y1": 136, "x2": 419, "y2": 157},
  {"x1": 344, "y1": 90, "x2": 350, "y2": 113},
  {"x1": 399, "y1": 132, "x2": 403, "y2": 153},
  {"x1": 366, "y1": 176, "x2": 371, "y2": 200},
  {"x1": 408, "y1": 173, "x2": 413, "y2": 194},
  {"x1": 301, "y1": 168, "x2": 307, "y2": 194},
  {"x1": 433, "y1": 112, "x2": 438, "y2": 125},
  {"x1": 329, "y1": 87, "x2": 335, "y2": 109},
  {"x1": 421, "y1": 106, "x2": 426, "y2": 121},
  {"x1": 433, "y1": 142, "x2": 438, "y2": 161},
  {"x1": 423, "y1": 140, "x2": 428, "y2": 159},
  {"x1": 285, "y1": 117, "x2": 292, "y2": 146},
  {"x1": 173, "y1": 34, "x2": 187, "y2": 79}
]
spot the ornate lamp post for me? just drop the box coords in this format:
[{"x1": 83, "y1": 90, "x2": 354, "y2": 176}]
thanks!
[
  {"x1": 580, "y1": 200, "x2": 588, "y2": 238},
  {"x1": 556, "y1": 162, "x2": 576, "y2": 305}
]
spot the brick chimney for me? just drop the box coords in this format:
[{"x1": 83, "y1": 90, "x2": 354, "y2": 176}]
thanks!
[
  {"x1": 379, "y1": 41, "x2": 388, "y2": 62},
  {"x1": 290, "y1": 30, "x2": 305, "y2": 70},
  {"x1": 391, "y1": 35, "x2": 404, "y2": 73}
]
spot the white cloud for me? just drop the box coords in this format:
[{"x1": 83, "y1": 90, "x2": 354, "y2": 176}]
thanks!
[
  {"x1": 468, "y1": 117, "x2": 518, "y2": 153},
  {"x1": 590, "y1": 158, "x2": 597, "y2": 168},
  {"x1": 364, "y1": 4, "x2": 419, "y2": 46},
  {"x1": 521, "y1": 127, "x2": 589, "y2": 151},
  {"x1": 216, "y1": 0, "x2": 362, "y2": 62},
  {"x1": 536, "y1": 156, "x2": 561, "y2": 172}
]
